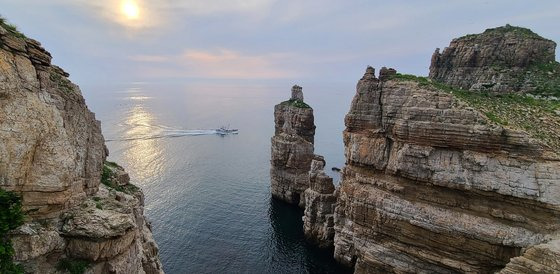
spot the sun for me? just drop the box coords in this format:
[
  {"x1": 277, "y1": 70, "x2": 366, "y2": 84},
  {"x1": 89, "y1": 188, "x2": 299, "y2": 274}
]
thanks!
[{"x1": 121, "y1": 0, "x2": 140, "y2": 20}]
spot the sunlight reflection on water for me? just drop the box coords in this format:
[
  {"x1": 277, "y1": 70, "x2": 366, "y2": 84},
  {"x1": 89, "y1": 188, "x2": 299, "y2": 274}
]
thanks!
[{"x1": 85, "y1": 82, "x2": 353, "y2": 273}]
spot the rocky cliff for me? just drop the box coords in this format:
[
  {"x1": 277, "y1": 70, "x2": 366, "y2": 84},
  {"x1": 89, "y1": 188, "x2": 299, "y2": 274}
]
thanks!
[
  {"x1": 270, "y1": 85, "x2": 316, "y2": 207},
  {"x1": 334, "y1": 67, "x2": 560, "y2": 273},
  {"x1": 303, "y1": 155, "x2": 336, "y2": 248},
  {"x1": 0, "y1": 20, "x2": 163, "y2": 273},
  {"x1": 274, "y1": 26, "x2": 560, "y2": 274},
  {"x1": 430, "y1": 24, "x2": 560, "y2": 96}
]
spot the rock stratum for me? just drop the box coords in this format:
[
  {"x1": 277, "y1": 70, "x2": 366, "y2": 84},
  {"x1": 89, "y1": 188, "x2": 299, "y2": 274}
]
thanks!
[
  {"x1": 0, "y1": 21, "x2": 163, "y2": 273},
  {"x1": 272, "y1": 25, "x2": 560, "y2": 274},
  {"x1": 335, "y1": 67, "x2": 559, "y2": 273}
]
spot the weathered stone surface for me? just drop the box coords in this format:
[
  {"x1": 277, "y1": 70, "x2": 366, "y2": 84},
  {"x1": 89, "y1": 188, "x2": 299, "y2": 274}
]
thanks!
[
  {"x1": 333, "y1": 67, "x2": 560, "y2": 273},
  {"x1": 0, "y1": 32, "x2": 105, "y2": 217},
  {"x1": 303, "y1": 156, "x2": 336, "y2": 247},
  {"x1": 500, "y1": 239, "x2": 560, "y2": 274},
  {"x1": 0, "y1": 24, "x2": 163, "y2": 273},
  {"x1": 10, "y1": 222, "x2": 66, "y2": 262},
  {"x1": 270, "y1": 86, "x2": 315, "y2": 207},
  {"x1": 429, "y1": 24, "x2": 557, "y2": 93},
  {"x1": 291, "y1": 85, "x2": 304, "y2": 101},
  {"x1": 106, "y1": 163, "x2": 131, "y2": 186},
  {"x1": 378, "y1": 67, "x2": 396, "y2": 82}
]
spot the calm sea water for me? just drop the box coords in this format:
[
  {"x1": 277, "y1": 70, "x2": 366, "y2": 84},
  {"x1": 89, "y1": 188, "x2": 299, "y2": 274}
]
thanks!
[{"x1": 83, "y1": 81, "x2": 354, "y2": 274}]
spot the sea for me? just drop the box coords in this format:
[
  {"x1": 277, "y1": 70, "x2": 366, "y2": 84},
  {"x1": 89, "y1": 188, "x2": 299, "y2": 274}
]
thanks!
[{"x1": 83, "y1": 81, "x2": 355, "y2": 274}]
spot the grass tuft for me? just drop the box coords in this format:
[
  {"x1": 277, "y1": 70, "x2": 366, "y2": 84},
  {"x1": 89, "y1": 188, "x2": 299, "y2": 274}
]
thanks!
[{"x1": 0, "y1": 15, "x2": 26, "y2": 39}]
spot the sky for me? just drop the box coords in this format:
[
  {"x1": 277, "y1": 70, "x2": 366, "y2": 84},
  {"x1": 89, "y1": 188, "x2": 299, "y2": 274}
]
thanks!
[{"x1": 1, "y1": 0, "x2": 559, "y2": 86}]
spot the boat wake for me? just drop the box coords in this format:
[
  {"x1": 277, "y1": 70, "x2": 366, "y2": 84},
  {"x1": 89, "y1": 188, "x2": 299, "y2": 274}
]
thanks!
[{"x1": 106, "y1": 126, "x2": 237, "y2": 142}]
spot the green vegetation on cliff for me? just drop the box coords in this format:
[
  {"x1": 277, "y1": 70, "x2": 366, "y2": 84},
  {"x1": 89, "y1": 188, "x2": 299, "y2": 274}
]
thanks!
[
  {"x1": 0, "y1": 16, "x2": 26, "y2": 39},
  {"x1": 0, "y1": 189, "x2": 24, "y2": 274},
  {"x1": 101, "y1": 162, "x2": 140, "y2": 194},
  {"x1": 56, "y1": 258, "x2": 90, "y2": 274},
  {"x1": 281, "y1": 99, "x2": 311, "y2": 109},
  {"x1": 528, "y1": 61, "x2": 560, "y2": 97},
  {"x1": 391, "y1": 73, "x2": 560, "y2": 152}
]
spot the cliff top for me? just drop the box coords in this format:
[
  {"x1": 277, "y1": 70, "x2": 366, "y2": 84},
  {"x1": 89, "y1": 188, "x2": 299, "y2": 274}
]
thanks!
[
  {"x1": 281, "y1": 85, "x2": 311, "y2": 108},
  {"x1": 390, "y1": 73, "x2": 560, "y2": 153},
  {"x1": 458, "y1": 24, "x2": 551, "y2": 41},
  {"x1": 430, "y1": 25, "x2": 558, "y2": 95}
]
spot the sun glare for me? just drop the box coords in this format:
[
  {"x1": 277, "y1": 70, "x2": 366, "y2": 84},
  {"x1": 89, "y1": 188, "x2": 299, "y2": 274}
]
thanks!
[{"x1": 121, "y1": 0, "x2": 140, "y2": 20}]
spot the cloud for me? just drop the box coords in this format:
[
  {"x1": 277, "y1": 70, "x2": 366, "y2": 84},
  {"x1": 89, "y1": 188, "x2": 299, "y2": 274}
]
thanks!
[
  {"x1": 129, "y1": 48, "x2": 297, "y2": 79},
  {"x1": 129, "y1": 55, "x2": 170, "y2": 63},
  {"x1": 33, "y1": 0, "x2": 278, "y2": 31},
  {"x1": 173, "y1": 0, "x2": 275, "y2": 16}
]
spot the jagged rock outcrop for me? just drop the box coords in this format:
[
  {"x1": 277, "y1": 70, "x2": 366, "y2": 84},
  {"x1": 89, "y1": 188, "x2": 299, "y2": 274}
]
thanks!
[
  {"x1": 303, "y1": 155, "x2": 336, "y2": 247},
  {"x1": 430, "y1": 24, "x2": 559, "y2": 94},
  {"x1": 270, "y1": 85, "x2": 315, "y2": 207},
  {"x1": 0, "y1": 22, "x2": 163, "y2": 273},
  {"x1": 333, "y1": 67, "x2": 560, "y2": 273}
]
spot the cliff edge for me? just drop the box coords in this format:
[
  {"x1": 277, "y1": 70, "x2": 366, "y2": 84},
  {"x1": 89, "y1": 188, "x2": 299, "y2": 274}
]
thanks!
[{"x1": 0, "y1": 19, "x2": 163, "y2": 273}]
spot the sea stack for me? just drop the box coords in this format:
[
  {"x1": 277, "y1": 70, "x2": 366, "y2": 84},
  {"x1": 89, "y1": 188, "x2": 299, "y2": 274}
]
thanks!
[
  {"x1": 303, "y1": 155, "x2": 336, "y2": 247},
  {"x1": 270, "y1": 85, "x2": 315, "y2": 207}
]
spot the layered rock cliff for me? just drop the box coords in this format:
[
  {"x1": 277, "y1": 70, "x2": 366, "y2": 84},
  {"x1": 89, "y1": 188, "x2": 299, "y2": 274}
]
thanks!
[
  {"x1": 271, "y1": 86, "x2": 338, "y2": 248},
  {"x1": 334, "y1": 67, "x2": 560, "y2": 273},
  {"x1": 0, "y1": 20, "x2": 163, "y2": 273},
  {"x1": 303, "y1": 155, "x2": 336, "y2": 248},
  {"x1": 270, "y1": 85, "x2": 316, "y2": 207},
  {"x1": 430, "y1": 25, "x2": 559, "y2": 96},
  {"x1": 270, "y1": 26, "x2": 560, "y2": 274}
]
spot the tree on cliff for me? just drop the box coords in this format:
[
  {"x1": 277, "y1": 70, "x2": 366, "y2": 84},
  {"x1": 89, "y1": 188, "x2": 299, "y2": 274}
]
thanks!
[{"x1": 0, "y1": 189, "x2": 24, "y2": 274}]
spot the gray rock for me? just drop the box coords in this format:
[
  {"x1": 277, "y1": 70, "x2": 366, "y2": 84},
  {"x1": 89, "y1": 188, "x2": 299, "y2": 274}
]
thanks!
[
  {"x1": 429, "y1": 25, "x2": 557, "y2": 93},
  {"x1": 303, "y1": 156, "x2": 336, "y2": 247},
  {"x1": 291, "y1": 85, "x2": 304, "y2": 101}
]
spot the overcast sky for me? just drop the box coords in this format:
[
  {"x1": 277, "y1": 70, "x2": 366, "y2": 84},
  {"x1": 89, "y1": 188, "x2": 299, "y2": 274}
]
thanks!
[{"x1": 1, "y1": 0, "x2": 559, "y2": 85}]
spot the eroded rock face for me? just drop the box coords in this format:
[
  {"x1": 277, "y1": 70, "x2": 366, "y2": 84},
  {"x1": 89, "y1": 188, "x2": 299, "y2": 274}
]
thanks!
[
  {"x1": 429, "y1": 25, "x2": 557, "y2": 93},
  {"x1": 499, "y1": 239, "x2": 560, "y2": 274},
  {"x1": 0, "y1": 24, "x2": 163, "y2": 273},
  {"x1": 0, "y1": 26, "x2": 105, "y2": 218},
  {"x1": 333, "y1": 67, "x2": 560, "y2": 273},
  {"x1": 303, "y1": 156, "x2": 336, "y2": 247},
  {"x1": 291, "y1": 85, "x2": 304, "y2": 101},
  {"x1": 270, "y1": 86, "x2": 315, "y2": 207}
]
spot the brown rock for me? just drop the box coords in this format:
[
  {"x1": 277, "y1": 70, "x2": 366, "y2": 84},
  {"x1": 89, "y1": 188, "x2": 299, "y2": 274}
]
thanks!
[{"x1": 0, "y1": 24, "x2": 163, "y2": 273}]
